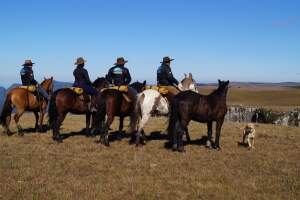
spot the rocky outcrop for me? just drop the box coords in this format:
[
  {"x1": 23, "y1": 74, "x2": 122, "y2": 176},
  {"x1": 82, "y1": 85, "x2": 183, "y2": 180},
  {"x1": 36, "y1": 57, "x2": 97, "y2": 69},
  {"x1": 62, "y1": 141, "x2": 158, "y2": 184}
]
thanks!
[{"x1": 225, "y1": 105, "x2": 300, "y2": 127}]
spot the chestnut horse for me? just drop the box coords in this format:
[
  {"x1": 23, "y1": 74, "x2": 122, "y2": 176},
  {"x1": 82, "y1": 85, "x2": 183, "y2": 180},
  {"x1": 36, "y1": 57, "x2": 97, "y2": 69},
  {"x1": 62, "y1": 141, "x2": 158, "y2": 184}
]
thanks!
[
  {"x1": 94, "y1": 81, "x2": 146, "y2": 146},
  {"x1": 48, "y1": 77, "x2": 109, "y2": 142},
  {"x1": 168, "y1": 80, "x2": 229, "y2": 152},
  {"x1": 0, "y1": 77, "x2": 54, "y2": 135}
]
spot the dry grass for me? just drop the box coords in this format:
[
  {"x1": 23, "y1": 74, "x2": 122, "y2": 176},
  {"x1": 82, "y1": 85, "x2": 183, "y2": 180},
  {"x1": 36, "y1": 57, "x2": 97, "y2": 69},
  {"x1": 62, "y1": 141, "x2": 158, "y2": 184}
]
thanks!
[
  {"x1": 199, "y1": 86, "x2": 300, "y2": 111},
  {"x1": 1, "y1": 113, "x2": 300, "y2": 200}
]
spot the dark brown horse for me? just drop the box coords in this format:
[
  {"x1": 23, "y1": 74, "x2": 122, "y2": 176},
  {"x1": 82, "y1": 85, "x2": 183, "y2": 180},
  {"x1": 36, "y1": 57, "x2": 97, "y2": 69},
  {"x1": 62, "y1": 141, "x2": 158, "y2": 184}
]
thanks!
[
  {"x1": 0, "y1": 77, "x2": 54, "y2": 135},
  {"x1": 168, "y1": 80, "x2": 229, "y2": 152},
  {"x1": 94, "y1": 81, "x2": 146, "y2": 146},
  {"x1": 48, "y1": 77, "x2": 109, "y2": 142}
]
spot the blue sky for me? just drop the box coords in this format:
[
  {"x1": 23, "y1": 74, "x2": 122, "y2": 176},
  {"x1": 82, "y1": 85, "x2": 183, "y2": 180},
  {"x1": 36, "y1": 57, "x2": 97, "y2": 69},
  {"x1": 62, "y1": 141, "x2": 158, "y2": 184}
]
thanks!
[{"x1": 0, "y1": 0, "x2": 299, "y2": 87}]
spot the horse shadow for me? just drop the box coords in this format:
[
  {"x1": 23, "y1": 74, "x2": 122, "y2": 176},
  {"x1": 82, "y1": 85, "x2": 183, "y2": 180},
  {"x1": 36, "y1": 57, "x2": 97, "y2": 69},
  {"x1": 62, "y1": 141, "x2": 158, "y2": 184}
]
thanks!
[
  {"x1": 19, "y1": 125, "x2": 50, "y2": 134},
  {"x1": 164, "y1": 135, "x2": 208, "y2": 149},
  {"x1": 59, "y1": 128, "x2": 98, "y2": 140}
]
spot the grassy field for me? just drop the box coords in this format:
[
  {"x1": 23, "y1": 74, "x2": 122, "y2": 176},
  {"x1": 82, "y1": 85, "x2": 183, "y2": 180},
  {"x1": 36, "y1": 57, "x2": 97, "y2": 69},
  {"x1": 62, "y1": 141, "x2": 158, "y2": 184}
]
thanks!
[
  {"x1": 0, "y1": 86, "x2": 300, "y2": 199},
  {"x1": 199, "y1": 86, "x2": 300, "y2": 111}
]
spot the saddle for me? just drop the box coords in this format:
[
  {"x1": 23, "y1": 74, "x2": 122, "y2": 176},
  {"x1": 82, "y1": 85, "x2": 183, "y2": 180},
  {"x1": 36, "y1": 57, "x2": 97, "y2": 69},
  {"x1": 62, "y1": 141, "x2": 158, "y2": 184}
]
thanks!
[
  {"x1": 69, "y1": 87, "x2": 84, "y2": 95},
  {"x1": 145, "y1": 86, "x2": 169, "y2": 95},
  {"x1": 18, "y1": 85, "x2": 37, "y2": 92},
  {"x1": 101, "y1": 85, "x2": 131, "y2": 102}
]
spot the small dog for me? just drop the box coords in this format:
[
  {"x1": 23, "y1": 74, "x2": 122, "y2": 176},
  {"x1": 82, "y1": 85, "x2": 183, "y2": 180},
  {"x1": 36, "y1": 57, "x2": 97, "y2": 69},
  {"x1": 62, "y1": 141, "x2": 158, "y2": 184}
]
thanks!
[{"x1": 242, "y1": 123, "x2": 256, "y2": 149}]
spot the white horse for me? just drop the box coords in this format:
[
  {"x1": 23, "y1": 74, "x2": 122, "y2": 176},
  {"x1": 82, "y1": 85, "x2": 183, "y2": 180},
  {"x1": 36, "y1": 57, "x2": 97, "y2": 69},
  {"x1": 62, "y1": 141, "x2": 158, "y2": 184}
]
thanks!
[{"x1": 130, "y1": 73, "x2": 198, "y2": 146}]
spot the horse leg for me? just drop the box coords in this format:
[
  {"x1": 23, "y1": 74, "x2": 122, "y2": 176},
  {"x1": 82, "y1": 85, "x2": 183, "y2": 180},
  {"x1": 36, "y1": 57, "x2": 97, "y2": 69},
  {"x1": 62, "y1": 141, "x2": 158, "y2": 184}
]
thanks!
[
  {"x1": 14, "y1": 108, "x2": 25, "y2": 136},
  {"x1": 85, "y1": 113, "x2": 91, "y2": 136},
  {"x1": 3, "y1": 115, "x2": 12, "y2": 136},
  {"x1": 177, "y1": 119, "x2": 189, "y2": 152},
  {"x1": 206, "y1": 121, "x2": 213, "y2": 148},
  {"x1": 135, "y1": 114, "x2": 150, "y2": 146},
  {"x1": 38, "y1": 109, "x2": 46, "y2": 132},
  {"x1": 34, "y1": 111, "x2": 39, "y2": 132},
  {"x1": 185, "y1": 127, "x2": 191, "y2": 143},
  {"x1": 100, "y1": 115, "x2": 114, "y2": 146},
  {"x1": 214, "y1": 119, "x2": 224, "y2": 150},
  {"x1": 52, "y1": 112, "x2": 66, "y2": 143},
  {"x1": 116, "y1": 116, "x2": 124, "y2": 140}
]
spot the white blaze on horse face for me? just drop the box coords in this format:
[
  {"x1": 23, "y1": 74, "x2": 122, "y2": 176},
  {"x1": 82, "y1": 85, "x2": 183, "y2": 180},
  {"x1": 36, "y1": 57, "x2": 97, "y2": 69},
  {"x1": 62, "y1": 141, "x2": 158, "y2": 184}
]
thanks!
[{"x1": 189, "y1": 83, "x2": 198, "y2": 93}]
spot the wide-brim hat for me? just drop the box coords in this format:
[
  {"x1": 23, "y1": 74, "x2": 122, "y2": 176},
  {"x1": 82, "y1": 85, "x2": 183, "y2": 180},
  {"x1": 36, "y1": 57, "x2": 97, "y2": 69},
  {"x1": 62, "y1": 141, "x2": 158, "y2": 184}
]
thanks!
[
  {"x1": 22, "y1": 59, "x2": 35, "y2": 66},
  {"x1": 114, "y1": 57, "x2": 128, "y2": 65},
  {"x1": 74, "y1": 57, "x2": 86, "y2": 65},
  {"x1": 161, "y1": 56, "x2": 174, "y2": 63}
]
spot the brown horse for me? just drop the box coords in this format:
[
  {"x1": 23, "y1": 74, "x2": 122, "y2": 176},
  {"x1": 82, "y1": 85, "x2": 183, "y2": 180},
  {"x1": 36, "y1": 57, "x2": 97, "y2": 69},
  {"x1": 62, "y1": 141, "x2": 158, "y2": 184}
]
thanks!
[
  {"x1": 48, "y1": 77, "x2": 109, "y2": 142},
  {"x1": 168, "y1": 80, "x2": 229, "y2": 152},
  {"x1": 94, "y1": 81, "x2": 146, "y2": 146},
  {"x1": 0, "y1": 77, "x2": 54, "y2": 135}
]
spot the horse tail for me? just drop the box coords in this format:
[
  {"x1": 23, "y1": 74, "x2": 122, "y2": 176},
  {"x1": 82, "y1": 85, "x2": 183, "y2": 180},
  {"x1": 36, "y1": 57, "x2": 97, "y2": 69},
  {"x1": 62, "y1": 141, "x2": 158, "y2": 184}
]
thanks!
[
  {"x1": 167, "y1": 98, "x2": 180, "y2": 139},
  {"x1": 130, "y1": 93, "x2": 144, "y2": 133},
  {"x1": 94, "y1": 92, "x2": 107, "y2": 131},
  {"x1": 0, "y1": 93, "x2": 13, "y2": 126},
  {"x1": 48, "y1": 90, "x2": 59, "y2": 129}
]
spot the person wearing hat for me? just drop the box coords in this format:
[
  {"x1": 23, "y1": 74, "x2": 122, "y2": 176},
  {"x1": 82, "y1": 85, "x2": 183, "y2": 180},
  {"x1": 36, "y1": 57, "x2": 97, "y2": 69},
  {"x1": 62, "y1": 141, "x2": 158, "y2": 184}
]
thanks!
[
  {"x1": 106, "y1": 57, "x2": 132, "y2": 86},
  {"x1": 157, "y1": 56, "x2": 179, "y2": 86},
  {"x1": 106, "y1": 57, "x2": 136, "y2": 101},
  {"x1": 20, "y1": 59, "x2": 50, "y2": 100},
  {"x1": 73, "y1": 57, "x2": 98, "y2": 111}
]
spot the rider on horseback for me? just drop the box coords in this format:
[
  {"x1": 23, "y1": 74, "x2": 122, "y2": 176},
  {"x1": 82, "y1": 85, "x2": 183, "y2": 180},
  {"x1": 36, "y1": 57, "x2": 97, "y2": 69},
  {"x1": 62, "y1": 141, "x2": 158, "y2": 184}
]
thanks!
[
  {"x1": 157, "y1": 56, "x2": 179, "y2": 86},
  {"x1": 106, "y1": 57, "x2": 137, "y2": 102},
  {"x1": 73, "y1": 57, "x2": 98, "y2": 111},
  {"x1": 20, "y1": 59, "x2": 50, "y2": 100}
]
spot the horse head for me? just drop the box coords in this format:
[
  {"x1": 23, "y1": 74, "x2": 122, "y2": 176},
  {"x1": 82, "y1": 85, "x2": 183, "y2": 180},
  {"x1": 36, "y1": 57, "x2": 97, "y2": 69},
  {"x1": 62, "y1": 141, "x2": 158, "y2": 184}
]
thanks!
[
  {"x1": 93, "y1": 77, "x2": 109, "y2": 90},
  {"x1": 216, "y1": 79, "x2": 230, "y2": 96},
  {"x1": 130, "y1": 80, "x2": 146, "y2": 93},
  {"x1": 178, "y1": 73, "x2": 198, "y2": 93},
  {"x1": 41, "y1": 77, "x2": 54, "y2": 95}
]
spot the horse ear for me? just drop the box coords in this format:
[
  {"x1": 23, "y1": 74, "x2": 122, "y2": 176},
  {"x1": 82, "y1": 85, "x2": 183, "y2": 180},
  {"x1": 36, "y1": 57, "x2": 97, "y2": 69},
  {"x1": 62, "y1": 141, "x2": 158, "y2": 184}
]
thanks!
[
  {"x1": 184, "y1": 73, "x2": 187, "y2": 78},
  {"x1": 218, "y1": 79, "x2": 221, "y2": 85},
  {"x1": 143, "y1": 80, "x2": 146, "y2": 86},
  {"x1": 51, "y1": 76, "x2": 53, "y2": 80},
  {"x1": 189, "y1": 73, "x2": 193, "y2": 79}
]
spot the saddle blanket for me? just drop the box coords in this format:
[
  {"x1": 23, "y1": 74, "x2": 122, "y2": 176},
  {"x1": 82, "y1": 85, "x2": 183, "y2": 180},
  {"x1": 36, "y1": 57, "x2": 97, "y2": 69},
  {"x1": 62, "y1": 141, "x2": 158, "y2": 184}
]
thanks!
[
  {"x1": 145, "y1": 86, "x2": 169, "y2": 95},
  {"x1": 18, "y1": 85, "x2": 37, "y2": 92},
  {"x1": 101, "y1": 85, "x2": 128, "y2": 92}
]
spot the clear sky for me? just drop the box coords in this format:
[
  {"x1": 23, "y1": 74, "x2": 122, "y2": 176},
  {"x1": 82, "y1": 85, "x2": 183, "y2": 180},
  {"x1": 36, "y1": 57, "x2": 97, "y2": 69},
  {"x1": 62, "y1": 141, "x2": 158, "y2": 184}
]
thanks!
[{"x1": 0, "y1": 0, "x2": 299, "y2": 87}]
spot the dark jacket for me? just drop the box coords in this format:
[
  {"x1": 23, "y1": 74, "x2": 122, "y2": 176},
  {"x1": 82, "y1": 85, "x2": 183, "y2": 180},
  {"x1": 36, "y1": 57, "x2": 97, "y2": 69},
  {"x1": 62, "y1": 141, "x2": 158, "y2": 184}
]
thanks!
[
  {"x1": 73, "y1": 65, "x2": 92, "y2": 86},
  {"x1": 157, "y1": 64, "x2": 179, "y2": 86},
  {"x1": 20, "y1": 66, "x2": 38, "y2": 86},
  {"x1": 106, "y1": 65, "x2": 132, "y2": 86}
]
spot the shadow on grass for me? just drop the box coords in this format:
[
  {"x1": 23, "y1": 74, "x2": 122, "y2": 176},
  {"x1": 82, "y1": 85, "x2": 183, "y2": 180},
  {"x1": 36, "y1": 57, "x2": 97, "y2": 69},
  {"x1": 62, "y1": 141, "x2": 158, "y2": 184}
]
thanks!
[
  {"x1": 164, "y1": 135, "x2": 208, "y2": 149},
  {"x1": 22, "y1": 125, "x2": 50, "y2": 134}
]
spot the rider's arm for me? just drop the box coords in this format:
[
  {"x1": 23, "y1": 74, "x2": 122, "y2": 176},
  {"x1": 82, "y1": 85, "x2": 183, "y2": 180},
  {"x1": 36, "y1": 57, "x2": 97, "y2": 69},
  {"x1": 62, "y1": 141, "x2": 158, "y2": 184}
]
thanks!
[
  {"x1": 106, "y1": 68, "x2": 113, "y2": 84},
  {"x1": 83, "y1": 69, "x2": 92, "y2": 86},
  {"x1": 166, "y1": 67, "x2": 179, "y2": 85},
  {"x1": 124, "y1": 69, "x2": 132, "y2": 85}
]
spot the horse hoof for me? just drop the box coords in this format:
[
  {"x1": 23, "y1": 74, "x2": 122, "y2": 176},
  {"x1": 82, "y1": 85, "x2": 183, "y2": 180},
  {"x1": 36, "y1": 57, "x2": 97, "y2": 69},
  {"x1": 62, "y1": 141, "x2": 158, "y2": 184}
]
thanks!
[
  {"x1": 18, "y1": 132, "x2": 24, "y2": 137},
  {"x1": 172, "y1": 144, "x2": 177, "y2": 151},
  {"x1": 177, "y1": 147, "x2": 186, "y2": 153},
  {"x1": 213, "y1": 146, "x2": 221, "y2": 151}
]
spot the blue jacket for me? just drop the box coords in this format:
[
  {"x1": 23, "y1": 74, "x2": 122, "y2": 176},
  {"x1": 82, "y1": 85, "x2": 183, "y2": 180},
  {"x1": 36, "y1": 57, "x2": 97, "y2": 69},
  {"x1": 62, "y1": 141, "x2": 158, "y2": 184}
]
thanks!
[
  {"x1": 20, "y1": 66, "x2": 38, "y2": 86},
  {"x1": 106, "y1": 65, "x2": 132, "y2": 86}
]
